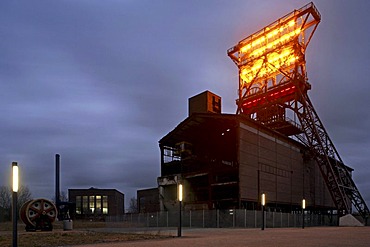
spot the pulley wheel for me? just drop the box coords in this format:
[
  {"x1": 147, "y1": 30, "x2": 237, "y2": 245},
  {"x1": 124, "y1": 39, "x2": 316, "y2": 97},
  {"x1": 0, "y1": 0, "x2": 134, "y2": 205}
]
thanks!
[{"x1": 20, "y1": 198, "x2": 57, "y2": 230}]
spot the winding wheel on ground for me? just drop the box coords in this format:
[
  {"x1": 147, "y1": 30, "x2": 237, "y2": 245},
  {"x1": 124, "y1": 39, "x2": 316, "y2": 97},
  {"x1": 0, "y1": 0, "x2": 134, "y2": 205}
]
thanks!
[{"x1": 20, "y1": 198, "x2": 58, "y2": 231}]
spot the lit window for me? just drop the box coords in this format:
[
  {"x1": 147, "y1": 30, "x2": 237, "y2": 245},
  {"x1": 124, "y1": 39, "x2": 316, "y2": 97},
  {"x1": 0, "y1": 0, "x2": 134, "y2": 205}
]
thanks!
[
  {"x1": 89, "y1": 196, "x2": 95, "y2": 214},
  {"x1": 76, "y1": 196, "x2": 82, "y2": 214},
  {"x1": 96, "y1": 195, "x2": 102, "y2": 214},
  {"x1": 82, "y1": 196, "x2": 88, "y2": 214},
  {"x1": 102, "y1": 196, "x2": 108, "y2": 214}
]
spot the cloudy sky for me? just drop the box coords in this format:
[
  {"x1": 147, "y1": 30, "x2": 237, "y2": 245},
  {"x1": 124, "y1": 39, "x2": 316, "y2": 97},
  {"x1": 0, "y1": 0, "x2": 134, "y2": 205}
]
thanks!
[{"x1": 1, "y1": 0, "x2": 369, "y2": 209}]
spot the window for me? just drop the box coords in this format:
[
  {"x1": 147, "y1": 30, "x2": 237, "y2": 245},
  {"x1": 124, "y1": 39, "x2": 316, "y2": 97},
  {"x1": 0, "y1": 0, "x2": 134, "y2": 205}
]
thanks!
[
  {"x1": 89, "y1": 196, "x2": 95, "y2": 214},
  {"x1": 96, "y1": 195, "x2": 102, "y2": 214},
  {"x1": 76, "y1": 196, "x2": 82, "y2": 214},
  {"x1": 102, "y1": 196, "x2": 108, "y2": 214},
  {"x1": 82, "y1": 196, "x2": 88, "y2": 214}
]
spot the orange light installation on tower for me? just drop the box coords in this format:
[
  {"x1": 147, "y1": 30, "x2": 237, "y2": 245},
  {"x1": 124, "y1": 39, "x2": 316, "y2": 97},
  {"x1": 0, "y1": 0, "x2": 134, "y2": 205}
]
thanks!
[
  {"x1": 228, "y1": 2, "x2": 321, "y2": 114},
  {"x1": 227, "y1": 2, "x2": 370, "y2": 222}
]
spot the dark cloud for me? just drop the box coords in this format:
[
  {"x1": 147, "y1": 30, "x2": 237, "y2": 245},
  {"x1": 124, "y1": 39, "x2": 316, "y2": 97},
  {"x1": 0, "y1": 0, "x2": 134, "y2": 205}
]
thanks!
[{"x1": 1, "y1": 0, "x2": 369, "y2": 209}]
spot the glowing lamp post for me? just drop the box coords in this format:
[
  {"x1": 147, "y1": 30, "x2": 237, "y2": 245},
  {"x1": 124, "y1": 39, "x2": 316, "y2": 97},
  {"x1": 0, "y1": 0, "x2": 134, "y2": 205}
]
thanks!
[
  {"x1": 302, "y1": 199, "x2": 306, "y2": 229},
  {"x1": 12, "y1": 162, "x2": 19, "y2": 247},
  {"x1": 261, "y1": 193, "x2": 266, "y2": 230},
  {"x1": 178, "y1": 183, "x2": 183, "y2": 237}
]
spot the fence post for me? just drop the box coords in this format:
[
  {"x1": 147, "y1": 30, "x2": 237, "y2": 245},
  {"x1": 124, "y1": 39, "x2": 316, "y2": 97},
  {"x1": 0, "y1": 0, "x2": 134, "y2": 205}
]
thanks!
[
  {"x1": 217, "y1": 209, "x2": 219, "y2": 228},
  {"x1": 244, "y1": 209, "x2": 247, "y2": 228},
  {"x1": 280, "y1": 212, "x2": 283, "y2": 228},
  {"x1": 273, "y1": 211, "x2": 275, "y2": 228},
  {"x1": 202, "y1": 209, "x2": 205, "y2": 228},
  {"x1": 190, "y1": 210, "x2": 192, "y2": 228},
  {"x1": 233, "y1": 210, "x2": 235, "y2": 228},
  {"x1": 254, "y1": 210, "x2": 257, "y2": 228},
  {"x1": 167, "y1": 211, "x2": 169, "y2": 227},
  {"x1": 156, "y1": 211, "x2": 159, "y2": 227}
]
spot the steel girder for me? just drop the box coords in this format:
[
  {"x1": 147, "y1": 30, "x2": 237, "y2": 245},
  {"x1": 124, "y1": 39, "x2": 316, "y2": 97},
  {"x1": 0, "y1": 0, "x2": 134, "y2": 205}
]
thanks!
[{"x1": 292, "y1": 92, "x2": 369, "y2": 220}]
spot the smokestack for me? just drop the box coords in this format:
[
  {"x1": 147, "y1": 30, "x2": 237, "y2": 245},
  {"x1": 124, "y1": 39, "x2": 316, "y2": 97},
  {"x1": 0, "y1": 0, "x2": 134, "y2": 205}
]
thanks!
[{"x1": 55, "y1": 154, "x2": 60, "y2": 205}]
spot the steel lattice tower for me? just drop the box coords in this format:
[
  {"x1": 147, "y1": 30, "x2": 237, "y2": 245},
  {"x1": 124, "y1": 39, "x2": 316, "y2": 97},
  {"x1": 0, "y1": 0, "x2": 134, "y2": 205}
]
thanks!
[{"x1": 227, "y1": 2, "x2": 369, "y2": 221}]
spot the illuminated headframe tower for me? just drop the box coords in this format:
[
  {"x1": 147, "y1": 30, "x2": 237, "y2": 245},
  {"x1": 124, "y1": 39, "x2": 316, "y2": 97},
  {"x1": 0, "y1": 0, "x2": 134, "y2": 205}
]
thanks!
[{"x1": 228, "y1": 2, "x2": 369, "y2": 220}]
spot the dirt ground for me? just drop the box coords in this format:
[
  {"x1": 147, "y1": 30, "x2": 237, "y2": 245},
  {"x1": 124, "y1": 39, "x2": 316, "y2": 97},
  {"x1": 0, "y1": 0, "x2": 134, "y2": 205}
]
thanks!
[
  {"x1": 1, "y1": 221, "x2": 369, "y2": 247},
  {"x1": 0, "y1": 221, "x2": 166, "y2": 246},
  {"x1": 74, "y1": 227, "x2": 370, "y2": 247}
]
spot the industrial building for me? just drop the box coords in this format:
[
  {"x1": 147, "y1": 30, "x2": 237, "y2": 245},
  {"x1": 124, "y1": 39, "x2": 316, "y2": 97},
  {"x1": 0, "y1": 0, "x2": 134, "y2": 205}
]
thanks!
[
  {"x1": 68, "y1": 188, "x2": 124, "y2": 219},
  {"x1": 137, "y1": 188, "x2": 160, "y2": 213},
  {"x1": 157, "y1": 91, "x2": 341, "y2": 213},
  {"x1": 151, "y1": 2, "x2": 368, "y2": 224}
]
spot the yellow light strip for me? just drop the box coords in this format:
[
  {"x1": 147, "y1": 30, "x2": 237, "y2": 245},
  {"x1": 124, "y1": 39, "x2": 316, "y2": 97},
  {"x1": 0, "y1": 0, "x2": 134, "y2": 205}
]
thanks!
[
  {"x1": 240, "y1": 46, "x2": 299, "y2": 84},
  {"x1": 241, "y1": 27, "x2": 301, "y2": 57},
  {"x1": 12, "y1": 165, "x2": 19, "y2": 192},
  {"x1": 237, "y1": 19, "x2": 306, "y2": 85},
  {"x1": 178, "y1": 184, "x2": 183, "y2": 202}
]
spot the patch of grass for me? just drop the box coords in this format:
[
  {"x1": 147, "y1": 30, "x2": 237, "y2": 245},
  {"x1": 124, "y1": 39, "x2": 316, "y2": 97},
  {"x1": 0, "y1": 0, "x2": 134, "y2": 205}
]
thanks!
[
  {"x1": 0, "y1": 230, "x2": 169, "y2": 247},
  {"x1": 0, "y1": 221, "x2": 169, "y2": 247}
]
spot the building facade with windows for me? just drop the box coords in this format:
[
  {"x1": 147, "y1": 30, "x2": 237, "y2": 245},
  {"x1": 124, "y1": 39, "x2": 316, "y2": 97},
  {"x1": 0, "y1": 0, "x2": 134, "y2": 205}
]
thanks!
[{"x1": 68, "y1": 187, "x2": 124, "y2": 219}]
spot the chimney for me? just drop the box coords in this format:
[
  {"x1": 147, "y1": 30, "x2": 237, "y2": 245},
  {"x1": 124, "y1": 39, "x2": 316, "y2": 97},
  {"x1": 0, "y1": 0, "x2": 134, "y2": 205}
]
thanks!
[{"x1": 188, "y1": 90, "x2": 221, "y2": 116}]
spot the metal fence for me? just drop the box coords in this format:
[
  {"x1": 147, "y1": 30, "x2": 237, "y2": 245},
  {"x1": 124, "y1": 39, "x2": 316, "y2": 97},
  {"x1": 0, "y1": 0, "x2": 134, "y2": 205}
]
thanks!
[{"x1": 106, "y1": 209, "x2": 338, "y2": 228}]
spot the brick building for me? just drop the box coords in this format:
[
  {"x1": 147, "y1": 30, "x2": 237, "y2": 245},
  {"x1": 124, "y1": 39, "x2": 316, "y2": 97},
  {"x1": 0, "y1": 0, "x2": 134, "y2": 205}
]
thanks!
[
  {"x1": 68, "y1": 187, "x2": 124, "y2": 219},
  {"x1": 137, "y1": 188, "x2": 160, "y2": 213}
]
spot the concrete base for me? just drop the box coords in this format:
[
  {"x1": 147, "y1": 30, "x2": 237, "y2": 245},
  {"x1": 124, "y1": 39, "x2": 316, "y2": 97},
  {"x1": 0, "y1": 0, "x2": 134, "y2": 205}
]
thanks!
[
  {"x1": 339, "y1": 214, "x2": 364, "y2": 227},
  {"x1": 63, "y1": 219, "x2": 73, "y2": 230}
]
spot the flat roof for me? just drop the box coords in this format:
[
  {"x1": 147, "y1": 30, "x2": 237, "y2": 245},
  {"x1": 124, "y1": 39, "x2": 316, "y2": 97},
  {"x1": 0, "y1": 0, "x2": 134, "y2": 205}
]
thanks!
[{"x1": 159, "y1": 113, "x2": 304, "y2": 149}]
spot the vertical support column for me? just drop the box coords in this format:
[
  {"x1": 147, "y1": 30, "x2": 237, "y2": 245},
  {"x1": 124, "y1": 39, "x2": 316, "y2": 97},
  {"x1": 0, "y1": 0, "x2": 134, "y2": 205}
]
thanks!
[
  {"x1": 12, "y1": 162, "x2": 19, "y2": 247},
  {"x1": 189, "y1": 210, "x2": 192, "y2": 228},
  {"x1": 202, "y1": 209, "x2": 205, "y2": 228},
  {"x1": 254, "y1": 210, "x2": 257, "y2": 228},
  {"x1": 55, "y1": 154, "x2": 60, "y2": 206},
  {"x1": 166, "y1": 211, "x2": 169, "y2": 228},
  {"x1": 146, "y1": 213, "x2": 149, "y2": 227},
  {"x1": 177, "y1": 184, "x2": 183, "y2": 237},
  {"x1": 261, "y1": 193, "x2": 266, "y2": 230},
  {"x1": 302, "y1": 199, "x2": 306, "y2": 229},
  {"x1": 217, "y1": 209, "x2": 220, "y2": 228},
  {"x1": 156, "y1": 211, "x2": 159, "y2": 227},
  {"x1": 244, "y1": 209, "x2": 247, "y2": 228},
  {"x1": 232, "y1": 210, "x2": 235, "y2": 228}
]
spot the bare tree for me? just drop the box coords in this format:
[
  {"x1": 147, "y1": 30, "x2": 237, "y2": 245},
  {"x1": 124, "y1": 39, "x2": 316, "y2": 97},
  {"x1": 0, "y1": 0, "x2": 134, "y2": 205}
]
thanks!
[
  {"x1": 0, "y1": 185, "x2": 32, "y2": 221},
  {"x1": 60, "y1": 190, "x2": 68, "y2": 202},
  {"x1": 128, "y1": 197, "x2": 138, "y2": 213},
  {"x1": 52, "y1": 190, "x2": 68, "y2": 203},
  {"x1": 18, "y1": 185, "x2": 33, "y2": 210},
  {"x1": 0, "y1": 186, "x2": 11, "y2": 209}
]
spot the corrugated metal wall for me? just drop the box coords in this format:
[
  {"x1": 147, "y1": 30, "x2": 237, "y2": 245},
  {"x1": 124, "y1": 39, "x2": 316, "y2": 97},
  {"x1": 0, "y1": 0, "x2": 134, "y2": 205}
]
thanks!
[{"x1": 239, "y1": 122, "x2": 335, "y2": 209}]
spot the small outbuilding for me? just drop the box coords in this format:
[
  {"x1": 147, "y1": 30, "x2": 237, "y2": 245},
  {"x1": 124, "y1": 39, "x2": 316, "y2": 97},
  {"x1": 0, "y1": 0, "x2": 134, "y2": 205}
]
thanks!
[{"x1": 68, "y1": 187, "x2": 124, "y2": 219}]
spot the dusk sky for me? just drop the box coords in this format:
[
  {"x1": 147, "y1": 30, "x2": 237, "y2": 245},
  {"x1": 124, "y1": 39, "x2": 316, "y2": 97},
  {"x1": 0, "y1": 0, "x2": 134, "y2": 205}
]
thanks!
[{"x1": 1, "y1": 0, "x2": 370, "y2": 209}]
